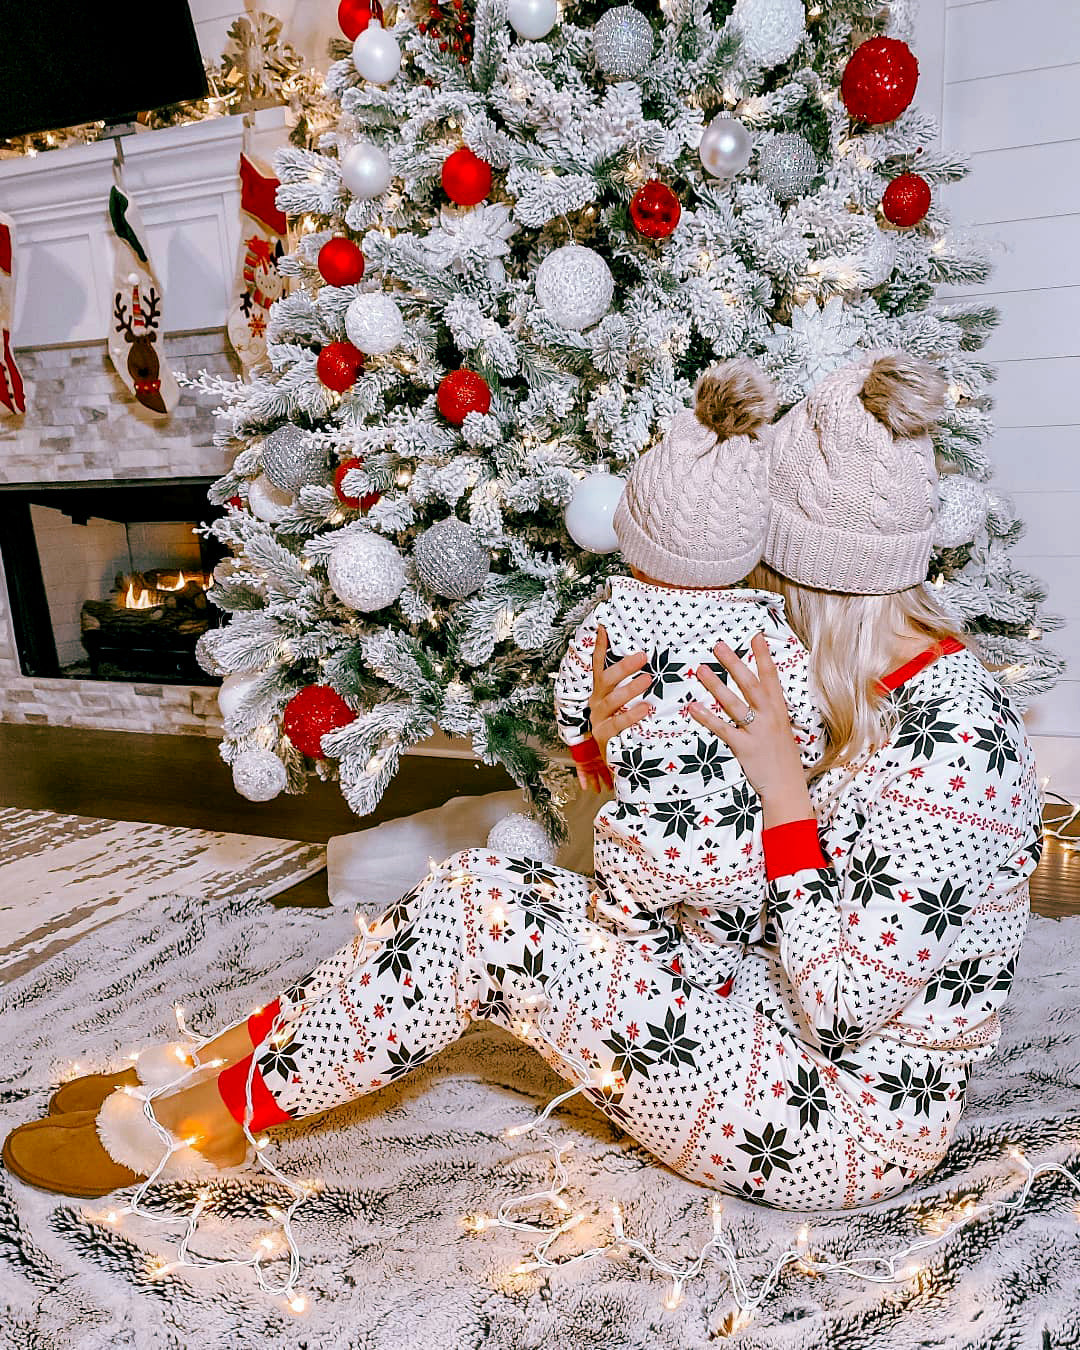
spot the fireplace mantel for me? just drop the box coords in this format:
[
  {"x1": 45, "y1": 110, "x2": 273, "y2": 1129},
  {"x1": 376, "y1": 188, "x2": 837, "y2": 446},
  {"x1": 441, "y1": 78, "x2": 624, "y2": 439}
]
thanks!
[{"x1": 0, "y1": 107, "x2": 289, "y2": 345}]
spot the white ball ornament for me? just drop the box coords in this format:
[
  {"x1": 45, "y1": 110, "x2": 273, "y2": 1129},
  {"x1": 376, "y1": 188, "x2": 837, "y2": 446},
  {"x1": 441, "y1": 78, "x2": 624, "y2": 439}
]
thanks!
[
  {"x1": 564, "y1": 470, "x2": 624, "y2": 554},
  {"x1": 508, "y1": 0, "x2": 558, "y2": 40},
  {"x1": 217, "y1": 671, "x2": 263, "y2": 724},
  {"x1": 345, "y1": 292, "x2": 405, "y2": 355},
  {"x1": 247, "y1": 474, "x2": 293, "y2": 523},
  {"x1": 351, "y1": 24, "x2": 401, "y2": 84},
  {"x1": 414, "y1": 518, "x2": 490, "y2": 600},
  {"x1": 698, "y1": 114, "x2": 752, "y2": 179},
  {"x1": 535, "y1": 244, "x2": 614, "y2": 331},
  {"x1": 486, "y1": 812, "x2": 557, "y2": 865},
  {"x1": 327, "y1": 528, "x2": 407, "y2": 612},
  {"x1": 340, "y1": 141, "x2": 392, "y2": 199},
  {"x1": 592, "y1": 6, "x2": 654, "y2": 78},
  {"x1": 935, "y1": 475, "x2": 989, "y2": 550},
  {"x1": 232, "y1": 748, "x2": 288, "y2": 802},
  {"x1": 732, "y1": 0, "x2": 806, "y2": 67}
]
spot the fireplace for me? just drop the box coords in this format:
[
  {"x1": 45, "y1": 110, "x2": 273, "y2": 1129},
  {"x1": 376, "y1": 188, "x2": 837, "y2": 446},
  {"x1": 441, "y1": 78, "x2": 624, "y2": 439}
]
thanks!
[{"x1": 0, "y1": 478, "x2": 226, "y2": 686}]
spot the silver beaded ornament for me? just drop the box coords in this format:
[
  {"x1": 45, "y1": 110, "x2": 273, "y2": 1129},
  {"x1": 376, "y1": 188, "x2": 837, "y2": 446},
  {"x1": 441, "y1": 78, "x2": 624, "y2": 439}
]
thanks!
[
  {"x1": 535, "y1": 243, "x2": 614, "y2": 331},
  {"x1": 592, "y1": 5, "x2": 654, "y2": 78},
  {"x1": 486, "y1": 812, "x2": 557, "y2": 865},
  {"x1": 757, "y1": 132, "x2": 817, "y2": 200},
  {"x1": 232, "y1": 748, "x2": 288, "y2": 802},
  {"x1": 344, "y1": 291, "x2": 405, "y2": 355},
  {"x1": 262, "y1": 425, "x2": 328, "y2": 493},
  {"x1": 327, "y1": 529, "x2": 407, "y2": 611},
  {"x1": 935, "y1": 475, "x2": 989, "y2": 550},
  {"x1": 414, "y1": 517, "x2": 490, "y2": 600}
]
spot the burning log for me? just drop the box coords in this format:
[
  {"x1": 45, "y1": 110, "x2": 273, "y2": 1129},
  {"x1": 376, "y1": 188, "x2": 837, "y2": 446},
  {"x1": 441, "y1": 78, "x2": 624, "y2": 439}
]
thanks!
[{"x1": 80, "y1": 569, "x2": 215, "y2": 679}]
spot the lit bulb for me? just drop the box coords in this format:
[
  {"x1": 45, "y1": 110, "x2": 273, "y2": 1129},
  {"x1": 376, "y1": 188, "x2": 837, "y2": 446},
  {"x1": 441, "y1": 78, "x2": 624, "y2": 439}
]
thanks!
[
  {"x1": 663, "y1": 1279, "x2": 684, "y2": 1309},
  {"x1": 903, "y1": 1263, "x2": 922, "y2": 1279},
  {"x1": 489, "y1": 905, "x2": 506, "y2": 925},
  {"x1": 105, "y1": 1210, "x2": 119, "y2": 1224},
  {"x1": 256, "y1": 1136, "x2": 270, "y2": 1149},
  {"x1": 288, "y1": 1294, "x2": 308, "y2": 1313},
  {"x1": 796, "y1": 1223, "x2": 809, "y2": 1252}
]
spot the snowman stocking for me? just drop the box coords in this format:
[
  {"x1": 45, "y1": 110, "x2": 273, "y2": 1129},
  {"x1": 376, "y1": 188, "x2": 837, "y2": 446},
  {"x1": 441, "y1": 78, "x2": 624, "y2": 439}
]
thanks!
[
  {"x1": 107, "y1": 176, "x2": 179, "y2": 416},
  {"x1": 226, "y1": 152, "x2": 288, "y2": 371},
  {"x1": 0, "y1": 212, "x2": 26, "y2": 417}
]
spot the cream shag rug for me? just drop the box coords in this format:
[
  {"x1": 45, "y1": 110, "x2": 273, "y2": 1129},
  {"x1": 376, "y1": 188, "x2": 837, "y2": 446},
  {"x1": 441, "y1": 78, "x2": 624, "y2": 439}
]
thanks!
[{"x1": 0, "y1": 888, "x2": 1078, "y2": 1348}]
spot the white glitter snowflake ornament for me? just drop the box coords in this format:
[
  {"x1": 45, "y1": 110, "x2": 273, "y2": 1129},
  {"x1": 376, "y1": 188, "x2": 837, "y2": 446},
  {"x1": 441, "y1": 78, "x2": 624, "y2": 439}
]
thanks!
[
  {"x1": 422, "y1": 204, "x2": 519, "y2": 283},
  {"x1": 764, "y1": 297, "x2": 867, "y2": 391}
]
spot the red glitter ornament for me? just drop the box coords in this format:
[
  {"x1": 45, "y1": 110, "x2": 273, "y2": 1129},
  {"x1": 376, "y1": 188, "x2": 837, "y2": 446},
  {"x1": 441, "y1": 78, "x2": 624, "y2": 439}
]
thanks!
[
  {"x1": 317, "y1": 341, "x2": 365, "y2": 392},
  {"x1": 333, "y1": 457, "x2": 381, "y2": 512},
  {"x1": 227, "y1": 495, "x2": 244, "y2": 509},
  {"x1": 882, "y1": 172, "x2": 932, "y2": 227},
  {"x1": 629, "y1": 180, "x2": 681, "y2": 239},
  {"x1": 318, "y1": 236, "x2": 366, "y2": 287},
  {"x1": 283, "y1": 685, "x2": 356, "y2": 759},
  {"x1": 338, "y1": 0, "x2": 383, "y2": 41},
  {"x1": 437, "y1": 369, "x2": 491, "y2": 424},
  {"x1": 441, "y1": 147, "x2": 492, "y2": 206},
  {"x1": 841, "y1": 37, "x2": 919, "y2": 124}
]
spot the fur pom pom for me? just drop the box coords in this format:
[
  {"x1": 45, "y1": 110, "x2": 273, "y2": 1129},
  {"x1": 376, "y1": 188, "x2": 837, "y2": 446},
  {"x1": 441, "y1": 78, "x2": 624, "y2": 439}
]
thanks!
[
  {"x1": 694, "y1": 358, "x2": 778, "y2": 441},
  {"x1": 859, "y1": 353, "x2": 946, "y2": 438}
]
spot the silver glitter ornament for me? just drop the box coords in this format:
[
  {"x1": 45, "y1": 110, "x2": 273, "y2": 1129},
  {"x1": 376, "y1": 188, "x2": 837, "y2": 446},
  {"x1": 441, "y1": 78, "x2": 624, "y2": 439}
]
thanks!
[
  {"x1": 732, "y1": 0, "x2": 805, "y2": 67},
  {"x1": 414, "y1": 517, "x2": 490, "y2": 600},
  {"x1": 195, "y1": 631, "x2": 225, "y2": 676},
  {"x1": 232, "y1": 748, "x2": 288, "y2": 802},
  {"x1": 535, "y1": 243, "x2": 614, "y2": 331},
  {"x1": 592, "y1": 6, "x2": 653, "y2": 78},
  {"x1": 757, "y1": 132, "x2": 817, "y2": 199},
  {"x1": 327, "y1": 529, "x2": 407, "y2": 611},
  {"x1": 935, "y1": 475, "x2": 989, "y2": 550},
  {"x1": 486, "y1": 812, "x2": 557, "y2": 865},
  {"x1": 985, "y1": 490, "x2": 1017, "y2": 537},
  {"x1": 345, "y1": 291, "x2": 405, "y2": 355},
  {"x1": 262, "y1": 425, "x2": 328, "y2": 493},
  {"x1": 698, "y1": 114, "x2": 752, "y2": 179}
]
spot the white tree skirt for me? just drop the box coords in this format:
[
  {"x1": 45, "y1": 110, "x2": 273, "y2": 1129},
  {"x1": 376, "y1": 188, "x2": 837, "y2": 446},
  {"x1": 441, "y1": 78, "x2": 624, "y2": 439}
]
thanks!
[{"x1": 0, "y1": 794, "x2": 1078, "y2": 1348}]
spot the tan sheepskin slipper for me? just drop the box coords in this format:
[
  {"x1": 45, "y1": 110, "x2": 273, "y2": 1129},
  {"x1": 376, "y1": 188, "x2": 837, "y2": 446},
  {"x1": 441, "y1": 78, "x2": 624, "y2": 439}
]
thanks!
[
  {"x1": 3, "y1": 1109, "x2": 142, "y2": 1198},
  {"x1": 48, "y1": 1043, "x2": 195, "y2": 1116}
]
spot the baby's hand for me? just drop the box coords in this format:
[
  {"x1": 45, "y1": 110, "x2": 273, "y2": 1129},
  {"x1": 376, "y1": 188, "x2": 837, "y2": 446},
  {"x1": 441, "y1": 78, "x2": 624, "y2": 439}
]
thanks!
[{"x1": 577, "y1": 765, "x2": 612, "y2": 794}]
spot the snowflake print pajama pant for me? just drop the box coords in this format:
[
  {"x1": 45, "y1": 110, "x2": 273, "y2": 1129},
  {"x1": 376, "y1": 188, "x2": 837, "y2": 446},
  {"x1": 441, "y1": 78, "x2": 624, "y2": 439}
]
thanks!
[{"x1": 217, "y1": 849, "x2": 910, "y2": 1210}]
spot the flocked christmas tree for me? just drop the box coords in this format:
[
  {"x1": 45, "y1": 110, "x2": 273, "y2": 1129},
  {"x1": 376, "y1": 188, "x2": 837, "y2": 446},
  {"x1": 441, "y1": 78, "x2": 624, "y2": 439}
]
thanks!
[{"x1": 193, "y1": 0, "x2": 1063, "y2": 840}]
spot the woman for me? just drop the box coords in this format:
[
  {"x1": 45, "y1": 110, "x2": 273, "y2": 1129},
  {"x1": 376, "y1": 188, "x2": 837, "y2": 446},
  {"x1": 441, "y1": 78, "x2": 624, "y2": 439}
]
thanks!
[{"x1": 4, "y1": 354, "x2": 1042, "y2": 1210}]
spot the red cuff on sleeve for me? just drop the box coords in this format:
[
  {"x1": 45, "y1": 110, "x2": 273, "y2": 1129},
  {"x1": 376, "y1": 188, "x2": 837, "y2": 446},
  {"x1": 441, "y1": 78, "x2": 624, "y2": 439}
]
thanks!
[
  {"x1": 246, "y1": 998, "x2": 281, "y2": 1046},
  {"x1": 217, "y1": 1051, "x2": 293, "y2": 1131},
  {"x1": 762, "y1": 818, "x2": 829, "y2": 881},
  {"x1": 570, "y1": 737, "x2": 614, "y2": 789}
]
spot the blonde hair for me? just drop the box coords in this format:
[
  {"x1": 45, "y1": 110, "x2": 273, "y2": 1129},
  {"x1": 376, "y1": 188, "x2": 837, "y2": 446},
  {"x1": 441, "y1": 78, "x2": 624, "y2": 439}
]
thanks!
[{"x1": 746, "y1": 563, "x2": 965, "y2": 777}]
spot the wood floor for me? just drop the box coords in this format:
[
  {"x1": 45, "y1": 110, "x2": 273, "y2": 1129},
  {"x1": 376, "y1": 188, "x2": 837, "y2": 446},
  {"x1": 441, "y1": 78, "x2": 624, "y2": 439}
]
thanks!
[{"x1": 1, "y1": 723, "x2": 1078, "y2": 918}]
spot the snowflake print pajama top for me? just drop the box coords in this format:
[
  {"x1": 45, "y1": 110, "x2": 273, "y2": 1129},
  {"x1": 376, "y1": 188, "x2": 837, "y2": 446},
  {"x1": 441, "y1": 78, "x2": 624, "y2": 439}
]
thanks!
[
  {"x1": 552, "y1": 579, "x2": 825, "y2": 949},
  {"x1": 218, "y1": 640, "x2": 1042, "y2": 1210}
]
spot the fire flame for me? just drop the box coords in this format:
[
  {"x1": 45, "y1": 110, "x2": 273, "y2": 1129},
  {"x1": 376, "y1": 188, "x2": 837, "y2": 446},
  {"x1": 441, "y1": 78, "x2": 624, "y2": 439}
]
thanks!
[{"x1": 121, "y1": 571, "x2": 204, "y2": 610}]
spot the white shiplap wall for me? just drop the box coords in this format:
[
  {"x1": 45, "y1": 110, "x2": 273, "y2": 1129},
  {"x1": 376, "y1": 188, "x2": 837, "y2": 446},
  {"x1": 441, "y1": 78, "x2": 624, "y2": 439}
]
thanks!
[{"x1": 930, "y1": 0, "x2": 1080, "y2": 792}]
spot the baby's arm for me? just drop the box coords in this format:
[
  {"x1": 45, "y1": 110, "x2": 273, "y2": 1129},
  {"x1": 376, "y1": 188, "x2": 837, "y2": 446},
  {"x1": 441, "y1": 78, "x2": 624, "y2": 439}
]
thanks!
[{"x1": 554, "y1": 605, "x2": 613, "y2": 791}]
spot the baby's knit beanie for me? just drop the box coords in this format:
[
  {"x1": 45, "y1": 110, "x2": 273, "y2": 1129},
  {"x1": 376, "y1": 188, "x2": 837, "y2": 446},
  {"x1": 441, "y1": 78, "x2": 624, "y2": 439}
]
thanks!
[
  {"x1": 613, "y1": 358, "x2": 777, "y2": 587},
  {"x1": 764, "y1": 351, "x2": 946, "y2": 595}
]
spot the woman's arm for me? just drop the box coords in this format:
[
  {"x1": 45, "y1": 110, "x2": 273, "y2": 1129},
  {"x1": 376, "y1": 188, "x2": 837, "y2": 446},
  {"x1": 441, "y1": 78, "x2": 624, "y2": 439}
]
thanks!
[{"x1": 690, "y1": 641, "x2": 1041, "y2": 1048}]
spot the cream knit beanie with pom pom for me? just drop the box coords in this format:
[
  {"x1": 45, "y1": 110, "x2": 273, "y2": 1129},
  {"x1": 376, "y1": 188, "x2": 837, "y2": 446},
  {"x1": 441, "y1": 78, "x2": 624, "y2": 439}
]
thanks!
[
  {"x1": 764, "y1": 351, "x2": 946, "y2": 595},
  {"x1": 613, "y1": 358, "x2": 777, "y2": 587}
]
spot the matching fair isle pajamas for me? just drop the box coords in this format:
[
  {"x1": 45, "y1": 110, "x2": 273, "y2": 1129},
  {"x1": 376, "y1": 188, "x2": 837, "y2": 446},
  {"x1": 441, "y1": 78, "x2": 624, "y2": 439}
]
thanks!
[
  {"x1": 552, "y1": 579, "x2": 824, "y2": 949},
  {"x1": 218, "y1": 642, "x2": 1042, "y2": 1210}
]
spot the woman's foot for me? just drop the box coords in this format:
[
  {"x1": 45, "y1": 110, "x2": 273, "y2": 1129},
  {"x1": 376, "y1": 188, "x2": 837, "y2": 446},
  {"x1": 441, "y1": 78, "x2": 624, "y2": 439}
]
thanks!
[
  {"x1": 153, "y1": 1075, "x2": 250, "y2": 1169},
  {"x1": 48, "y1": 1022, "x2": 256, "y2": 1118}
]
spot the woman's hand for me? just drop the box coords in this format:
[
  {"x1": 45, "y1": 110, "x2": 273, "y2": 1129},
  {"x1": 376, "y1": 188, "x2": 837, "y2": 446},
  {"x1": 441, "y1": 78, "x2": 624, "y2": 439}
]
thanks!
[
  {"x1": 689, "y1": 634, "x2": 813, "y2": 829},
  {"x1": 587, "y1": 624, "x2": 654, "y2": 764}
]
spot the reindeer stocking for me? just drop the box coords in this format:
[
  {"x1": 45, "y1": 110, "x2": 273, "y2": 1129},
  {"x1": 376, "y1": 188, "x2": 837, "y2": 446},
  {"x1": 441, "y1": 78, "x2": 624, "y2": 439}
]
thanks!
[
  {"x1": 226, "y1": 152, "x2": 288, "y2": 370},
  {"x1": 0, "y1": 211, "x2": 26, "y2": 417},
  {"x1": 106, "y1": 178, "x2": 179, "y2": 416}
]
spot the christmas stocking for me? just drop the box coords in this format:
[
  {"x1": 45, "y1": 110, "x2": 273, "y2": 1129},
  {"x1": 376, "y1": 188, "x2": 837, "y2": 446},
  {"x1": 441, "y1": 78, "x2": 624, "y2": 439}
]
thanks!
[
  {"x1": 226, "y1": 152, "x2": 288, "y2": 371},
  {"x1": 0, "y1": 211, "x2": 26, "y2": 417},
  {"x1": 107, "y1": 176, "x2": 180, "y2": 416}
]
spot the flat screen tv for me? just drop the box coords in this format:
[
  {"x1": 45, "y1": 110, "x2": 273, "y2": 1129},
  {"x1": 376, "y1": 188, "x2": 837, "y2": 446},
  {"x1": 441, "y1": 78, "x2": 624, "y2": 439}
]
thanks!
[{"x1": 0, "y1": 1, "x2": 208, "y2": 139}]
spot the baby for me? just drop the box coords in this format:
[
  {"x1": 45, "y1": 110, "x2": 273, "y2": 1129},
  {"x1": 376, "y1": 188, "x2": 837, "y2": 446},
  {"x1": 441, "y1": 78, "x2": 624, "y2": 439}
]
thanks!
[{"x1": 555, "y1": 359, "x2": 824, "y2": 954}]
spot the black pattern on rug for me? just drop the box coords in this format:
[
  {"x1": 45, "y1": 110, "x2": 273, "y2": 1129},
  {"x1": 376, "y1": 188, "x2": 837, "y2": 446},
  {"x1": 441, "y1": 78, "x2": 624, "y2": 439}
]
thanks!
[{"x1": 0, "y1": 890, "x2": 1077, "y2": 1349}]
